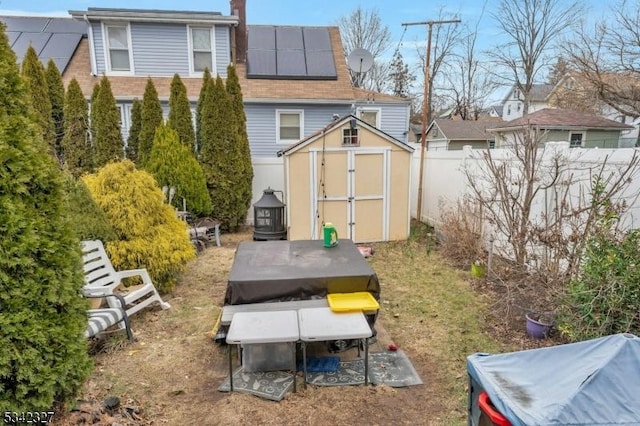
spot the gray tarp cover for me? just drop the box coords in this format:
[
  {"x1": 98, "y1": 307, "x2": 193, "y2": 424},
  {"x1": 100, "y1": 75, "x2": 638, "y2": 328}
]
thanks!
[
  {"x1": 224, "y1": 239, "x2": 380, "y2": 305},
  {"x1": 467, "y1": 333, "x2": 640, "y2": 425}
]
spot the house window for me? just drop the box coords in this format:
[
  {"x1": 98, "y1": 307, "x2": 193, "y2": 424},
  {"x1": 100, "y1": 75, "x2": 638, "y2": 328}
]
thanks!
[
  {"x1": 507, "y1": 105, "x2": 512, "y2": 115},
  {"x1": 513, "y1": 89, "x2": 520, "y2": 99},
  {"x1": 569, "y1": 132, "x2": 583, "y2": 148},
  {"x1": 517, "y1": 103, "x2": 521, "y2": 112},
  {"x1": 358, "y1": 108, "x2": 380, "y2": 128},
  {"x1": 276, "y1": 110, "x2": 303, "y2": 143},
  {"x1": 488, "y1": 140, "x2": 495, "y2": 149},
  {"x1": 343, "y1": 128, "x2": 359, "y2": 145},
  {"x1": 105, "y1": 24, "x2": 132, "y2": 73},
  {"x1": 190, "y1": 27, "x2": 213, "y2": 73},
  {"x1": 432, "y1": 127, "x2": 439, "y2": 138}
]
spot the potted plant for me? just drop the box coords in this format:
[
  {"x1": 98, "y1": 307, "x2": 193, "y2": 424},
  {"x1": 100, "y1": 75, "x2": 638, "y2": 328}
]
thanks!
[
  {"x1": 525, "y1": 311, "x2": 554, "y2": 339},
  {"x1": 470, "y1": 259, "x2": 486, "y2": 278}
]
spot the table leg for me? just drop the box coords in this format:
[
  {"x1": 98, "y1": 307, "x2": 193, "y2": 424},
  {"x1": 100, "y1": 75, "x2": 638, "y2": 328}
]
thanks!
[
  {"x1": 363, "y1": 338, "x2": 369, "y2": 385},
  {"x1": 228, "y1": 344, "x2": 234, "y2": 392},
  {"x1": 292, "y1": 343, "x2": 297, "y2": 393},
  {"x1": 302, "y1": 341, "x2": 307, "y2": 389}
]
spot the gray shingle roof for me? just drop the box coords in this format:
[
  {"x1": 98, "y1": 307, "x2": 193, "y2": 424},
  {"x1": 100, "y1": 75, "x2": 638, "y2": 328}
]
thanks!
[
  {"x1": 488, "y1": 108, "x2": 634, "y2": 131},
  {"x1": 432, "y1": 119, "x2": 501, "y2": 140}
]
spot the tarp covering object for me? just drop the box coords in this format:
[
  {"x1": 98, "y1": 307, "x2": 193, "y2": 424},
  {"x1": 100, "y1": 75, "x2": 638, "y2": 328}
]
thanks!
[
  {"x1": 467, "y1": 333, "x2": 640, "y2": 425},
  {"x1": 224, "y1": 239, "x2": 380, "y2": 305}
]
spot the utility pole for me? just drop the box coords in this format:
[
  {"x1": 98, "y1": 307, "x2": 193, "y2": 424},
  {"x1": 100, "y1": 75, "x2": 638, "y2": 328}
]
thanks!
[{"x1": 402, "y1": 19, "x2": 460, "y2": 222}]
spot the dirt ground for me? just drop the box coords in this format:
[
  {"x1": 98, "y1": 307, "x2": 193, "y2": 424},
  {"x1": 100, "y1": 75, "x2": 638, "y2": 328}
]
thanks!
[{"x1": 55, "y1": 230, "x2": 558, "y2": 426}]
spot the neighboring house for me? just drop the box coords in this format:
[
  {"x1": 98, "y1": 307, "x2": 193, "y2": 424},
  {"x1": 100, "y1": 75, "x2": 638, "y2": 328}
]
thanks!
[
  {"x1": 488, "y1": 108, "x2": 634, "y2": 148},
  {"x1": 547, "y1": 71, "x2": 640, "y2": 145},
  {"x1": 425, "y1": 119, "x2": 500, "y2": 151},
  {"x1": 54, "y1": 1, "x2": 409, "y2": 155},
  {"x1": 487, "y1": 105, "x2": 503, "y2": 118},
  {"x1": 502, "y1": 83, "x2": 554, "y2": 121}
]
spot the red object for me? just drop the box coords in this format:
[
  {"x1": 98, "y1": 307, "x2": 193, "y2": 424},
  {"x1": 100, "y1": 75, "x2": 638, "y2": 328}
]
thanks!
[
  {"x1": 388, "y1": 343, "x2": 398, "y2": 351},
  {"x1": 478, "y1": 391, "x2": 512, "y2": 426}
]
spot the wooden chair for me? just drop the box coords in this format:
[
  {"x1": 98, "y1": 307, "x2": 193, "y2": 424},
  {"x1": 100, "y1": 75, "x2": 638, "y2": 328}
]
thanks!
[{"x1": 81, "y1": 240, "x2": 170, "y2": 317}]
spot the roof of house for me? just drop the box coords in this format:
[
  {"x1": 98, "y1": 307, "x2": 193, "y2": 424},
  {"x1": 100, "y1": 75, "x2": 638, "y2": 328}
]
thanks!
[
  {"x1": 0, "y1": 16, "x2": 86, "y2": 72},
  {"x1": 503, "y1": 83, "x2": 554, "y2": 103},
  {"x1": 62, "y1": 25, "x2": 409, "y2": 105},
  {"x1": 429, "y1": 118, "x2": 502, "y2": 140},
  {"x1": 278, "y1": 114, "x2": 414, "y2": 156},
  {"x1": 488, "y1": 108, "x2": 634, "y2": 132},
  {"x1": 69, "y1": 7, "x2": 237, "y2": 25}
]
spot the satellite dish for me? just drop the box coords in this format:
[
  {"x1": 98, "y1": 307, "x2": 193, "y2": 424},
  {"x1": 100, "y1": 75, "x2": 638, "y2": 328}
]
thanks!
[{"x1": 347, "y1": 48, "x2": 374, "y2": 73}]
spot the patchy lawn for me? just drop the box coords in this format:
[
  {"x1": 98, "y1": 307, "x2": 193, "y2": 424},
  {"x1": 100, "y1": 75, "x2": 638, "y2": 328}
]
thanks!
[{"x1": 56, "y1": 225, "x2": 550, "y2": 425}]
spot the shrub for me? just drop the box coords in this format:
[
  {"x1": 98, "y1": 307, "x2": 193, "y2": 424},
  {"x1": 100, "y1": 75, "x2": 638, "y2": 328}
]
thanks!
[
  {"x1": 126, "y1": 98, "x2": 142, "y2": 163},
  {"x1": 146, "y1": 123, "x2": 212, "y2": 217},
  {"x1": 138, "y1": 78, "x2": 162, "y2": 166},
  {"x1": 168, "y1": 74, "x2": 195, "y2": 152},
  {"x1": 437, "y1": 198, "x2": 485, "y2": 268},
  {"x1": 91, "y1": 76, "x2": 123, "y2": 168},
  {"x1": 83, "y1": 160, "x2": 196, "y2": 292},
  {"x1": 46, "y1": 59, "x2": 65, "y2": 161},
  {"x1": 61, "y1": 78, "x2": 92, "y2": 177},
  {"x1": 0, "y1": 23, "x2": 91, "y2": 411},
  {"x1": 61, "y1": 173, "x2": 116, "y2": 242}
]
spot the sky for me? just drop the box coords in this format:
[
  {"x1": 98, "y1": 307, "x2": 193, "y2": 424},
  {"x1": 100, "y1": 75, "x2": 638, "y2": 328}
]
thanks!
[{"x1": 0, "y1": 0, "x2": 608, "y2": 103}]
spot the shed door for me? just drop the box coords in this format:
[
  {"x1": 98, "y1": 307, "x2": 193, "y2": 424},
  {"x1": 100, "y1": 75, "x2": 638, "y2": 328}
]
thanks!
[{"x1": 311, "y1": 149, "x2": 388, "y2": 242}]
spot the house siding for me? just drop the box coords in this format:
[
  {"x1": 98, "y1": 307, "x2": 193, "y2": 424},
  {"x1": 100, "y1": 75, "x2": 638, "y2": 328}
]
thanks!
[
  {"x1": 91, "y1": 21, "x2": 230, "y2": 78},
  {"x1": 245, "y1": 102, "x2": 409, "y2": 158}
]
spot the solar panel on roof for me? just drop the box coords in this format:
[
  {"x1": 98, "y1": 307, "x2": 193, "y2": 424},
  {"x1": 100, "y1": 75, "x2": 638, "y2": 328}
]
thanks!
[
  {"x1": 305, "y1": 51, "x2": 336, "y2": 77},
  {"x1": 303, "y1": 27, "x2": 331, "y2": 51},
  {"x1": 247, "y1": 26, "x2": 275, "y2": 50},
  {"x1": 247, "y1": 49, "x2": 277, "y2": 76},
  {"x1": 39, "y1": 33, "x2": 83, "y2": 72},
  {"x1": 6, "y1": 31, "x2": 20, "y2": 47},
  {"x1": 276, "y1": 26, "x2": 303, "y2": 49},
  {"x1": 43, "y1": 18, "x2": 87, "y2": 34},
  {"x1": 0, "y1": 16, "x2": 48, "y2": 32},
  {"x1": 277, "y1": 50, "x2": 306, "y2": 76},
  {"x1": 12, "y1": 32, "x2": 52, "y2": 59}
]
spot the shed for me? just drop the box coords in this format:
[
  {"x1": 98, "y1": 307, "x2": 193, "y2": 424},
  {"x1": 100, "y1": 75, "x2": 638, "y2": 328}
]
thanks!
[{"x1": 279, "y1": 115, "x2": 414, "y2": 243}]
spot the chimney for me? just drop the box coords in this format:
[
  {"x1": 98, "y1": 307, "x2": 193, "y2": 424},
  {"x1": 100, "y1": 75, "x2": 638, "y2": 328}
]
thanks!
[{"x1": 230, "y1": 0, "x2": 247, "y2": 63}]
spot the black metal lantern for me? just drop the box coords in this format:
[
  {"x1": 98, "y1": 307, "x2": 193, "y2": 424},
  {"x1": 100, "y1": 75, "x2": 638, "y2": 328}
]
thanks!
[{"x1": 253, "y1": 187, "x2": 287, "y2": 240}]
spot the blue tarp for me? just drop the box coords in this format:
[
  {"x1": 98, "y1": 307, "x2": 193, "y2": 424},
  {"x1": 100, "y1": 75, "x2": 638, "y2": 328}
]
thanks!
[{"x1": 467, "y1": 333, "x2": 640, "y2": 425}]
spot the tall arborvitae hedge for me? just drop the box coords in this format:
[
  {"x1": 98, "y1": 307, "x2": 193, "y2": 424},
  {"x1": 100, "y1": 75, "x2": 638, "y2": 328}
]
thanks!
[
  {"x1": 199, "y1": 76, "x2": 239, "y2": 230},
  {"x1": 0, "y1": 23, "x2": 92, "y2": 411},
  {"x1": 226, "y1": 64, "x2": 253, "y2": 226},
  {"x1": 46, "y1": 59, "x2": 65, "y2": 162},
  {"x1": 92, "y1": 76, "x2": 123, "y2": 168},
  {"x1": 146, "y1": 123, "x2": 212, "y2": 217},
  {"x1": 126, "y1": 98, "x2": 142, "y2": 163},
  {"x1": 168, "y1": 74, "x2": 195, "y2": 152},
  {"x1": 89, "y1": 82, "x2": 100, "y2": 147},
  {"x1": 138, "y1": 78, "x2": 163, "y2": 166},
  {"x1": 195, "y1": 68, "x2": 212, "y2": 154},
  {"x1": 83, "y1": 161, "x2": 195, "y2": 292},
  {"x1": 62, "y1": 78, "x2": 92, "y2": 177},
  {"x1": 21, "y1": 45, "x2": 55, "y2": 158}
]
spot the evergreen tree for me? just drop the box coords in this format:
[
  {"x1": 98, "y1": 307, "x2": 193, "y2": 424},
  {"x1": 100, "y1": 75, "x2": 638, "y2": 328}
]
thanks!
[
  {"x1": 547, "y1": 56, "x2": 571, "y2": 86},
  {"x1": 92, "y1": 76, "x2": 123, "y2": 168},
  {"x1": 168, "y1": 74, "x2": 195, "y2": 152},
  {"x1": 195, "y1": 68, "x2": 212, "y2": 155},
  {"x1": 138, "y1": 78, "x2": 163, "y2": 166},
  {"x1": 89, "y1": 82, "x2": 100, "y2": 148},
  {"x1": 0, "y1": 23, "x2": 92, "y2": 410},
  {"x1": 147, "y1": 123, "x2": 212, "y2": 217},
  {"x1": 21, "y1": 45, "x2": 55, "y2": 158},
  {"x1": 388, "y1": 50, "x2": 414, "y2": 98},
  {"x1": 226, "y1": 64, "x2": 253, "y2": 227},
  {"x1": 46, "y1": 59, "x2": 65, "y2": 161},
  {"x1": 61, "y1": 78, "x2": 92, "y2": 177},
  {"x1": 200, "y1": 76, "x2": 239, "y2": 230},
  {"x1": 126, "y1": 99, "x2": 142, "y2": 163}
]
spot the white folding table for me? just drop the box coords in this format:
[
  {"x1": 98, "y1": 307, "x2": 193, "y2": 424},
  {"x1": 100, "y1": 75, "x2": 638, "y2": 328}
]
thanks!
[
  {"x1": 225, "y1": 310, "x2": 299, "y2": 392},
  {"x1": 297, "y1": 307, "x2": 373, "y2": 387}
]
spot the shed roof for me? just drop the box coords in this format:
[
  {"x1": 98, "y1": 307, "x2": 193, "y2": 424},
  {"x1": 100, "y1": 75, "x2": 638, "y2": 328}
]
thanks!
[{"x1": 430, "y1": 119, "x2": 501, "y2": 140}]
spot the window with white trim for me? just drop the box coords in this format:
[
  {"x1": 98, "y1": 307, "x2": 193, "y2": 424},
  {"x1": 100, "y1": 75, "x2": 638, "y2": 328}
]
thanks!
[
  {"x1": 105, "y1": 24, "x2": 132, "y2": 73},
  {"x1": 342, "y1": 128, "x2": 359, "y2": 145},
  {"x1": 358, "y1": 108, "x2": 381, "y2": 128},
  {"x1": 190, "y1": 27, "x2": 213, "y2": 74},
  {"x1": 277, "y1": 110, "x2": 303, "y2": 143},
  {"x1": 569, "y1": 132, "x2": 584, "y2": 148}
]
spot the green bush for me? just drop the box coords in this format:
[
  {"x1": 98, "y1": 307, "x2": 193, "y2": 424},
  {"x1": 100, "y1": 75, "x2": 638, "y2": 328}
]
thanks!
[
  {"x1": 146, "y1": 123, "x2": 212, "y2": 217},
  {"x1": 46, "y1": 59, "x2": 65, "y2": 162},
  {"x1": 61, "y1": 78, "x2": 92, "y2": 177},
  {"x1": 0, "y1": 23, "x2": 91, "y2": 411},
  {"x1": 61, "y1": 173, "x2": 116, "y2": 242},
  {"x1": 83, "y1": 160, "x2": 196, "y2": 292},
  {"x1": 168, "y1": 74, "x2": 195, "y2": 151},
  {"x1": 126, "y1": 98, "x2": 142, "y2": 163},
  {"x1": 138, "y1": 78, "x2": 162, "y2": 166},
  {"x1": 91, "y1": 76, "x2": 123, "y2": 168}
]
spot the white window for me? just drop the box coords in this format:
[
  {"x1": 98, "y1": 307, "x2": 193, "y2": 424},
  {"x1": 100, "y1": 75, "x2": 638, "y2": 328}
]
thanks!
[
  {"x1": 104, "y1": 23, "x2": 133, "y2": 74},
  {"x1": 189, "y1": 27, "x2": 214, "y2": 74},
  {"x1": 513, "y1": 89, "x2": 520, "y2": 99},
  {"x1": 357, "y1": 108, "x2": 381, "y2": 128},
  {"x1": 569, "y1": 132, "x2": 584, "y2": 148},
  {"x1": 276, "y1": 110, "x2": 303, "y2": 143},
  {"x1": 342, "y1": 128, "x2": 359, "y2": 145}
]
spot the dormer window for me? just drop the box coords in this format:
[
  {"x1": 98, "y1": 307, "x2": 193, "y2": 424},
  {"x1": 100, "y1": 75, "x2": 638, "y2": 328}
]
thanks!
[{"x1": 104, "y1": 24, "x2": 133, "y2": 73}]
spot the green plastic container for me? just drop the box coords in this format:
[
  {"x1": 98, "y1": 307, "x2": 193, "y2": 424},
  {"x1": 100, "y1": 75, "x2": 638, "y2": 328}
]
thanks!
[{"x1": 323, "y1": 223, "x2": 338, "y2": 248}]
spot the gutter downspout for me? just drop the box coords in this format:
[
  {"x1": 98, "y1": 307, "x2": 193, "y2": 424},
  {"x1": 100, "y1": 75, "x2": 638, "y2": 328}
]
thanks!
[{"x1": 84, "y1": 14, "x2": 98, "y2": 76}]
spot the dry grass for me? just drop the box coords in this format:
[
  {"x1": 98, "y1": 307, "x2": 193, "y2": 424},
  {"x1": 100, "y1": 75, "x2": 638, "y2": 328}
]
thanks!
[{"x1": 56, "y1": 225, "x2": 521, "y2": 426}]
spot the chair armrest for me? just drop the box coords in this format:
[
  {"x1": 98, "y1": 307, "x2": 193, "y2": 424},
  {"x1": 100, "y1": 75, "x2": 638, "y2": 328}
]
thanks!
[{"x1": 117, "y1": 268, "x2": 153, "y2": 285}]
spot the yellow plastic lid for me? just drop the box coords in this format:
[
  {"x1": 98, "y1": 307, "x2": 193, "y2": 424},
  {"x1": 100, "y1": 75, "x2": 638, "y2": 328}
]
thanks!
[{"x1": 327, "y1": 292, "x2": 380, "y2": 312}]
